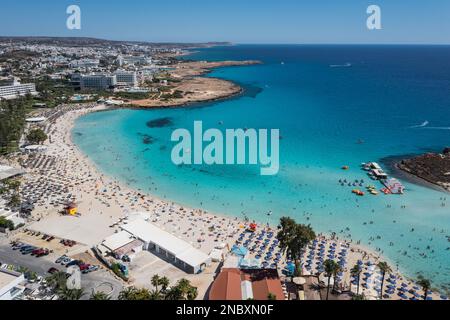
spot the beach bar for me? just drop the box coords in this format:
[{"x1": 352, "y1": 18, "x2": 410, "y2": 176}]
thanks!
[{"x1": 121, "y1": 218, "x2": 211, "y2": 274}]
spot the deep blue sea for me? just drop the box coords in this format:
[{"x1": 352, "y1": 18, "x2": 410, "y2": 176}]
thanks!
[{"x1": 73, "y1": 45, "x2": 450, "y2": 290}]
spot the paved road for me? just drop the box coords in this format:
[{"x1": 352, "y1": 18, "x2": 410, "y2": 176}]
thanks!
[{"x1": 0, "y1": 235, "x2": 123, "y2": 299}]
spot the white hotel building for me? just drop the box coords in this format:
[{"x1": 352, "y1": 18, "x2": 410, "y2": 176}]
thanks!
[
  {"x1": 0, "y1": 78, "x2": 37, "y2": 100},
  {"x1": 71, "y1": 73, "x2": 117, "y2": 90},
  {"x1": 114, "y1": 70, "x2": 138, "y2": 87}
]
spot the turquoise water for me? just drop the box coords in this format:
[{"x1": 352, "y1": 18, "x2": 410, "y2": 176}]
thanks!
[{"x1": 73, "y1": 45, "x2": 450, "y2": 291}]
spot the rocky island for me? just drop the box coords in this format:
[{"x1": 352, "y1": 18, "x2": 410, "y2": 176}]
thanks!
[{"x1": 397, "y1": 148, "x2": 450, "y2": 192}]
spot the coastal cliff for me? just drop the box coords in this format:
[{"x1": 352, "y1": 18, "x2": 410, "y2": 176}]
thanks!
[{"x1": 397, "y1": 148, "x2": 450, "y2": 192}]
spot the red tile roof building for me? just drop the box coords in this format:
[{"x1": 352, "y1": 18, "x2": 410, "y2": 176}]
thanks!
[{"x1": 209, "y1": 268, "x2": 285, "y2": 301}]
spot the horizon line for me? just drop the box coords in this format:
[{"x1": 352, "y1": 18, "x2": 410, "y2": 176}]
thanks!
[{"x1": 1, "y1": 35, "x2": 450, "y2": 46}]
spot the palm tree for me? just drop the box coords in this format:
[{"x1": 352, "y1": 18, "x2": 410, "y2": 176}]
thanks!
[
  {"x1": 417, "y1": 276, "x2": 431, "y2": 301},
  {"x1": 151, "y1": 274, "x2": 161, "y2": 292},
  {"x1": 90, "y1": 292, "x2": 110, "y2": 300},
  {"x1": 166, "y1": 279, "x2": 198, "y2": 300},
  {"x1": 332, "y1": 264, "x2": 342, "y2": 292},
  {"x1": 377, "y1": 261, "x2": 392, "y2": 300},
  {"x1": 149, "y1": 289, "x2": 163, "y2": 300},
  {"x1": 118, "y1": 286, "x2": 151, "y2": 300},
  {"x1": 350, "y1": 264, "x2": 362, "y2": 295},
  {"x1": 323, "y1": 259, "x2": 338, "y2": 300},
  {"x1": 159, "y1": 276, "x2": 170, "y2": 292},
  {"x1": 277, "y1": 217, "x2": 316, "y2": 275},
  {"x1": 58, "y1": 288, "x2": 84, "y2": 300},
  {"x1": 46, "y1": 271, "x2": 68, "y2": 290}
]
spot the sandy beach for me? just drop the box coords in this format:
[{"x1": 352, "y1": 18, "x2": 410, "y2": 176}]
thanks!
[{"x1": 2, "y1": 101, "x2": 443, "y2": 300}]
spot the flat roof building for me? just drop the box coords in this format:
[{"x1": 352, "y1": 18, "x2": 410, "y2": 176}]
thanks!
[
  {"x1": 114, "y1": 70, "x2": 138, "y2": 87},
  {"x1": 71, "y1": 73, "x2": 117, "y2": 90},
  {"x1": 0, "y1": 165, "x2": 24, "y2": 181},
  {"x1": 0, "y1": 81, "x2": 37, "y2": 100},
  {"x1": 0, "y1": 269, "x2": 25, "y2": 300},
  {"x1": 99, "y1": 231, "x2": 144, "y2": 260},
  {"x1": 121, "y1": 218, "x2": 211, "y2": 274}
]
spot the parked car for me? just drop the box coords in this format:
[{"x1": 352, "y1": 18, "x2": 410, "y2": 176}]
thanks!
[
  {"x1": 55, "y1": 255, "x2": 67, "y2": 264},
  {"x1": 84, "y1": 265, "x2": 99, "y2": 274},
  {"x1": 79, "y1": 264, "x2": 90, "y2": 272},
  {"x1": 36, "y1": 249, "x2": 50, "y2": 257},
  {"x1": 12, "y1": 243, "x2": 25, "y2": 250},
  {"x1": 47, "y1": 267, "x2": 59, "y2": 274},
  {"x1": 22, "y1": 247, "x2": 37, "y2": 255},
  {"x1": 61, "y1": 257, "x2": 72, "y2": 265},
  {"x1": 31, "y1": 248, "x2": 44, "y2": 256},
  {"x1": 18, "y1": 245, "x2": 33, "y2": 252},
  {"x1": 47, "y1": 236, "x2": 55, "y2": 242},
  {"x1": 66, "y1": 260, "x2": 81, "y2": 268}
]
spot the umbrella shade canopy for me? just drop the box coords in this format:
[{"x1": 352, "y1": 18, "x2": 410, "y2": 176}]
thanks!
[{"x1": 293, "y1": 277, "x2": 307, "y2": 286}]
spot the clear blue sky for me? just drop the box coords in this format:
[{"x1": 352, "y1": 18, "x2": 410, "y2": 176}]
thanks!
[{"x1": 1, "y1": 0, "x2": 449, "y2": 44}]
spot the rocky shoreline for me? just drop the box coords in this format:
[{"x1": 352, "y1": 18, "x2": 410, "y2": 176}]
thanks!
[
  {"x1": 130, "y1": 60, "x2": 262, "y2": 108},
  {"x1": 396, "y1": 148, "x2": 450, "y2": 192}
]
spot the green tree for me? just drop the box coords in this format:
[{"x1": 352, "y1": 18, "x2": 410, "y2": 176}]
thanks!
[
  {"x1": 352, "y1": 293, "x2": 366, "y2": 300},
  {"x1": 276, "y1": 217, "x2": 316, "y2": 275},
  {"x1": 150, "y1": 274, "x2": 170, "y2": 299},
  {"x1": 323, "y1": 259, "x2": 339, "y2": 300},
  {"x1": 26, "y1": 128, "x2": 48, "y2": 145},
  {"x1": 417, "y1": 276, "x2": 431, "y2": 301},
  {"x1": 4, "y1": 178, "x2": 21, "y2": 192},
  {"x1": 46, "y1": 271, "x2": 68, "y2": 291},
  {"x1": 267, "y1": 293, "x2": 277, "y2": 300},
  {"x1": 7, "y1": 193, "x2": 21, "y2": 209},
  {"x1": 90, "y1": 292, "x2": 111, "y2": 300},
  {"x1": 118, "y1": 286, "x2": 151, "y2": 300},
  {"x1": 350, "y1": 264, "x2": 363, "y2": 295},
  {"x1": 151, "y1": 274, "x2": 161, "y2": 292},
  {"x1": 0, "y1": 216, "x2": 15, "y2": 230},
  {"x1": 0, "y1": 98, "x2": 28, "y2": 154},
  {"x1": 166, "y1": 279, "x2": 198, "y2": 300},
  {"x1": 377, "y1": 261, "x2": 392, "y2": 300},
  {"x1": 58, "y1": 288, "x2": 84, "y2": 300}
]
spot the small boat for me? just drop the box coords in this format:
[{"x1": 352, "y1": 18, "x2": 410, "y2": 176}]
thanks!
[{"x1": 342, "y1": 166, "x2": 350, "y2": 170}]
